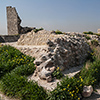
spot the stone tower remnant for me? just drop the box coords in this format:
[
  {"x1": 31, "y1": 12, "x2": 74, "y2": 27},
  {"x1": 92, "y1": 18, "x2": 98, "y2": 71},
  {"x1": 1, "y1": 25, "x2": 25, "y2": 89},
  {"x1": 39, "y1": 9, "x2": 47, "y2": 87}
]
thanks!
[
  {"x1": 7, "y1": 6, "x2": 21, "y2": 35},
  {"x1": 6, "y1": 6, "x2": 35, "y2": 35}
]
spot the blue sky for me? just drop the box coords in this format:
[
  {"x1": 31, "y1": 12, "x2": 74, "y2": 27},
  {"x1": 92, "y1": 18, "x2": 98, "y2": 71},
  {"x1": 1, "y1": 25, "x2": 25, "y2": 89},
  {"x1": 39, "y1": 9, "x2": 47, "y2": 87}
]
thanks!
[{"x1": 0, "y1": 0, "x2": 100, "y2": 35}]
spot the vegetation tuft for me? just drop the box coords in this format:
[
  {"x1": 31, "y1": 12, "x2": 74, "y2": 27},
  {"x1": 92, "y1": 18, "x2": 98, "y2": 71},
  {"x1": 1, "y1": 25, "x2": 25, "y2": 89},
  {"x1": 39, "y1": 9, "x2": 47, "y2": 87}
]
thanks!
[
  {"x1": 83, "y1": 31, "x2": 100, "y2": 36},
  {"x1": 55, "y1": 30, "x2": 63, "y2": 34},
  {"x1": 0, "y1": 45, "x2": 35, "y2": 78},
  {"x1": 52, "y1": 67, "x2": 63, "y2": 79},
  {"x1": 0, "y1": 73, "x2": 47, "y2": 100},
  {"x1": 83, "y1": 31, "x2": 94, "y2": 35},
  {"x1": 33, "y1": 27, "x2": 44, "y2": 33},
  {"x1": 84, "y1": 35, "x2": 91, "y2": 40},
  {"x1": 91, "y1": 39, "x2": 99, "y2": 46}
]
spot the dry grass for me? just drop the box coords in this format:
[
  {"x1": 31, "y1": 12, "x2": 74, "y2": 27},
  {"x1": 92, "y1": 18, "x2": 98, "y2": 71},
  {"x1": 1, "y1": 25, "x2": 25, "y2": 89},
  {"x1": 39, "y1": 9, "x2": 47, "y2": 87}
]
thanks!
[
  {"x1": 0, "y1": 43, "x2": 2, "y2": 48},
  {"x1": 85, "y1": 60, "x2": 91, "y2": 69}
]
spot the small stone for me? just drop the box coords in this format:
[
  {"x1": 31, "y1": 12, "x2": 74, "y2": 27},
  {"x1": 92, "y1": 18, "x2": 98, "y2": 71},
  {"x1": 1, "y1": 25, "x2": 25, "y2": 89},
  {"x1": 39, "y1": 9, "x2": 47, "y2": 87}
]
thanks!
[
  {"x1": 82, "y1": 85, "x2": 93, "y2": 97},
  {"x1": 41, "y1": 55, "x2": 48, "y2": 61},
  {"x1": 34, "y1": 59, "x2": 42, "y2": 66},
  {"x1": 39, "y1": 67, "x2": 51, "y2": 80},
  {"x1": 50, "y1": 66, "x2": 56, "y2": 72},
  {"x1": 47, "y1": 39, "x2": 55, "y2": 47},
  {"x1": 46, "y1": 75, "x2": 52, "y2": 82}
]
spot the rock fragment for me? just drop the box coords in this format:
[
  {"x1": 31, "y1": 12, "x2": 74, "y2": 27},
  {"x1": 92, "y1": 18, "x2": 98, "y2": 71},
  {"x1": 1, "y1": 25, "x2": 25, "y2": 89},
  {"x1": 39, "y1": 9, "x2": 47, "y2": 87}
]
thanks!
[{"x1": 82, "y1": 85, "x2": 93, "y2": 97}]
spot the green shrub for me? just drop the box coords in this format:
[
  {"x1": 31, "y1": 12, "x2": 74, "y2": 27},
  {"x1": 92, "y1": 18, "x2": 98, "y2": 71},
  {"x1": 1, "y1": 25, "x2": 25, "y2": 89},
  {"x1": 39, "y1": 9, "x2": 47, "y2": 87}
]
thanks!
[
  {"x1": 20, "y1": 81, "x2": 47, "y2": 100},
  {"x1": 48, "y1": 59, "x2": 100, "y2": 100},
  {"x1": 0, "y1": 45, "x2": 22, "y2": 78},
  {"x1": 79, "y1": 60, "x2": 100, "y2": 86},
  {"x1": 0, "y1": 45, "x2": 47, "y2": 100},
  {"x1": 0, "y1": 73, "x2": 27, "y2": 97},
  {"x1": 83, "y1": 31, "x2": 94, "y2": 35},
  {"x1": 93, "y1": 33, "x2": 100, "y2": 36},
  {"x1": 93, "y1": 46, "x2": 100, "y2": 60},
  {"x1": 33, "y1": 27, "x2": 44, "y2": 33},
  {"x1": 84, "y1": 35, "x2": 91, "y2": 40},
  {"x1": 11, "y1": 63, "x2": 35, "y2": 76},
  {"x1": 78, "y1": 47, "x2": 100, "y2": 86},
  {"x1": 91, "y1": 39, "x2": 99, "y2": 46},
  {"x1": 55, "y1": 30, "x2": 63, "y2": 34},
  {"x1": 47, "y1": 76, "x2": 83, "y2": 100},
  {"x1": 86, "y1": 51, "x2": 95, "y2": 62},
  {"x1": 0, "y1": 73, "x2": 47, "y2": 100},
  {"x1": 83, "y1": 31, "x2": 100, "y2": 36},
  {"x1": 52, "y1": 67, "x2": 63, "y2": 79},
  {"x1": 0, "y1": 45, "x2": 35, "y2": 78}
]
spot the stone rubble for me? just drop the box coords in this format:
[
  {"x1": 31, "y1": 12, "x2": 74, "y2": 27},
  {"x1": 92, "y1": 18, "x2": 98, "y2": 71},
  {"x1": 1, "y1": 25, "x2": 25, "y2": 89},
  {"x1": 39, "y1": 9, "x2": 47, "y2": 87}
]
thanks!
[
  {"x1": 34, "y1": 35, "x2": 91, "y2": 81},
  {"x1": 66, "y1": 32, "x2": 100, "y2": 45},
  {"x1": 17, "y1": 30, "x2": 62, "y2": 45},
  {"x1": 17, "y1": 30, "x2": 92, "y2": 82}
]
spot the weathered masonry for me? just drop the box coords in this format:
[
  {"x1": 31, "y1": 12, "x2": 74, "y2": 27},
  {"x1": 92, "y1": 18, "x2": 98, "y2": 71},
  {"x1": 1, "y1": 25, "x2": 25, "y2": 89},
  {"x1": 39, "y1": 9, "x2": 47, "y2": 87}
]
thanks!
[
  {"x1": 6, "y1": 6, "x2": 21, "y2": 35},
  {"x1": 6, "y1": 6, "x2": 34, "y2": 35}
]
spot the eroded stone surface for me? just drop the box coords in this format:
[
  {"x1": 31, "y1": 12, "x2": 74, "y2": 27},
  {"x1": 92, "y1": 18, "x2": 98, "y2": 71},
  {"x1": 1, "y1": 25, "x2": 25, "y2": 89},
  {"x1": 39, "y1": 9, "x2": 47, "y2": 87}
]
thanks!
[
  {"x1": 17, "y1": 30, "x2": 63, "y2": 45},
  {"x1": 33, "y1": 35, "x2": 91, "y2": 82},
  {"x1": 2, "y1": 29, "x2": 92, "y2": 82},
  {"x1": 6, "y1": 6, "x2": 35, "y2": 35},
  {"x1": 7, "y1": 6, "x2": 21, "y2": 35},
  {"x1": 17, "y1": 30, "x2": 91, "y2": 82}
]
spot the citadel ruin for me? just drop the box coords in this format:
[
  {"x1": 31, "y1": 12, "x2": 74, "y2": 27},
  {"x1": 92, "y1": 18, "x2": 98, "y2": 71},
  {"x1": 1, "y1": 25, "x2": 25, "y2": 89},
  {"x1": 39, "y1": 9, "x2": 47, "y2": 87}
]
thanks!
[
  {"x1": 0, "y1": 5, "x2": 100, "y2": 100},
  {"x1": 0, "y1": 6, "x2": 100, "y2": 99},
  {"x1": 0, "y1": 6, "x2": 93, "y2": 83},
  {"x1": 7, "y1": 6, "x2": 35, "y2": 35}
]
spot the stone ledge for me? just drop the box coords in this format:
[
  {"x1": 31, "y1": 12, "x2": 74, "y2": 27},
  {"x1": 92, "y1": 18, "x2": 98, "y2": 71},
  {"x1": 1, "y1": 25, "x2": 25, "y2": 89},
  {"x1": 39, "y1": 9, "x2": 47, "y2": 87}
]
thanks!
[{"x1": 0, "y1": 35, "x2": 20, "y2": 43}]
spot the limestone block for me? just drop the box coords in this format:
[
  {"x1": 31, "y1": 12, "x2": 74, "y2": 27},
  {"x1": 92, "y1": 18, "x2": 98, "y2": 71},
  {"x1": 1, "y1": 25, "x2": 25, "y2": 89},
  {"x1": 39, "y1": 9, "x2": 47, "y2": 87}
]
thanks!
[{"x1": 82, "y1": 85, "x2": 93, "y2": 97}]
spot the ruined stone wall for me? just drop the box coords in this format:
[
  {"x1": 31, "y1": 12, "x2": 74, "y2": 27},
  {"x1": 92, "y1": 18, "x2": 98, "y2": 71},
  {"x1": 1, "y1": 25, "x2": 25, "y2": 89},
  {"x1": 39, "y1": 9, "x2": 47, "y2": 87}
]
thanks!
[
  {"x1": 6, "y1": 6, "x2": 34, "y2": 35},
  {"x1": 7, "y1": 6, "x2": 21, "y2": 35},
  {"x1": 0, "y1": 35, "x2": 20, "y2": 43},
  {"x1": 17, "y1": 30, "x2": 64, "y2": 45},
  {"x1": 17, "y1": 30, "x2": 91, "y2": 82}
]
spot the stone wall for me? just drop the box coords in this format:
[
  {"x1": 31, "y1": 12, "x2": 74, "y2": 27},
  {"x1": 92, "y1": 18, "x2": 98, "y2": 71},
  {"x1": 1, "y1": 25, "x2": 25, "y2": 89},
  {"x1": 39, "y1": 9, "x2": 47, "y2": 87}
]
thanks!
[
  {"x1": 17, "y1": 30, "x2": 65, "y2": 45},
  {"x1": 17, "y1": 30, "x2": 91, "y2": 82},
  {"x1": 0, "y1": 35, "x2": 20, "y2": 43},
  {"x1": 6, "y1": 6, "x2": 35, "y2": 35},
  {"x1": 33, "y1": 35, "x2": 91, "y2": 82},
  {"x1": 7, "y1": 6, "x2": 21, "y2": 35}
]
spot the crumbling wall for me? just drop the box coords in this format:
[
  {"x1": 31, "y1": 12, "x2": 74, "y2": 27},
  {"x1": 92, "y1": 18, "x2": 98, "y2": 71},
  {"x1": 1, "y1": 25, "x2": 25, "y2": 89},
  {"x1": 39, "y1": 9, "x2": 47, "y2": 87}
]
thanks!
[
  {"x1": 33, "y1": 35, "x2": 91, "y2": 82},
  {"x1": 6, "y1": 6, "x2": 34, "y2": 35},
  {"x1": 7, "y1": 6, "x2": 21, "y2": 35},
  {"x1": 17, "y1": 30, "x2": 63, "y2": 45},
  {"x1": 0, "y1": 35, "x2": 20, "y2": 42},
  {"x1": 17, "y1": 30, "x2": 91, "y2": 82}
]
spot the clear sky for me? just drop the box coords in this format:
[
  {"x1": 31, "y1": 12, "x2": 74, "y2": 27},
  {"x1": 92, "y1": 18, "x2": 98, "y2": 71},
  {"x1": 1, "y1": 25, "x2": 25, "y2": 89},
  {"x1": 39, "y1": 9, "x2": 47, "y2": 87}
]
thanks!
[{"x1": 0, "y1": 0, "x2": 100, "y2": 35}]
